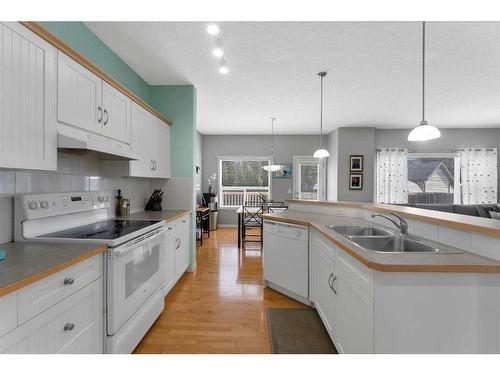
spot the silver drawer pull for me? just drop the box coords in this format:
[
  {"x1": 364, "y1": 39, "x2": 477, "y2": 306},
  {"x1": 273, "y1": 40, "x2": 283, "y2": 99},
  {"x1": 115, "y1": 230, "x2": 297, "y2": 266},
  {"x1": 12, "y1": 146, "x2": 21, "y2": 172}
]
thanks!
[
  {"x1": 63, "y1": 278, "x2": 75, "y2": 285},
  {"x1": 64, "y1": 323, "x2": 75, "y2": 331}
]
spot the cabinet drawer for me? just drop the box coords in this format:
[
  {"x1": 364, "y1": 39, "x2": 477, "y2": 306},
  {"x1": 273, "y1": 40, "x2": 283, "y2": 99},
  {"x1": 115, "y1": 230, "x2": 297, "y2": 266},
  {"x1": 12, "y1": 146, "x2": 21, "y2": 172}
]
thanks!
[
  {"x1": 336, "y1": 249, "x2": 374, "y2": 297},
  {"x1": 0, "y1": 292, "x2": 18, "y2": 337},
  {"x1": 0, "y1": 279, "x2": 103, "y2": 354},
  {"x1": 18, "y1": 254, "x2": 101, "y2": 325}
]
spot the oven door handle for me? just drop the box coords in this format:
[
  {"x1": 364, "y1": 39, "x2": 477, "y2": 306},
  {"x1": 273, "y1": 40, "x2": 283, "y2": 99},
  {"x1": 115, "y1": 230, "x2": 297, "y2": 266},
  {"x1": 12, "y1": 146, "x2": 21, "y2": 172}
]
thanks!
[{"x1": 113, "y1": 227, "x2": 166, "y2": 257}]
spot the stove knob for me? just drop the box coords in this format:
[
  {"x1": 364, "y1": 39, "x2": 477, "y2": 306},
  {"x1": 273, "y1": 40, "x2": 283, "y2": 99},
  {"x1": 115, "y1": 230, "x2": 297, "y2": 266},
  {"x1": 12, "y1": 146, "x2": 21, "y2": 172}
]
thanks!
[
  {"x1": 28, "y1": 201, "x2": 39, "y2": 210},
  {"x1": 104, "y1": 196, "x2": 110, "y2": 202},
  {"x1": 98, "y1": 196, "x2": 105, "y2": 203},
  {"x1": 40, "y1": 200, "x2": 49, "y2": 209}
]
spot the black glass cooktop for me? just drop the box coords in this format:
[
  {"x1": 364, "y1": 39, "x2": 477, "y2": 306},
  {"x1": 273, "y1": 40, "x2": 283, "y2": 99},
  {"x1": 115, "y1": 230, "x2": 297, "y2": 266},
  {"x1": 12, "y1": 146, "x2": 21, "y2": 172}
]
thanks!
[{"x1": 40, "y1": 219, "x2": 161, "y2": 240}]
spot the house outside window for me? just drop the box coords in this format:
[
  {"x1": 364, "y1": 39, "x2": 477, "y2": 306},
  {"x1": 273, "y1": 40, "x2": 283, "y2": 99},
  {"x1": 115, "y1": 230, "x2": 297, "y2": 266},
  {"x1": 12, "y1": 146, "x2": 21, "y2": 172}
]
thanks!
[
  {"x1": 218, "y1": 157, "x2": 271, "y2": 208},
  {"x1": 407, "y1": 154, "x2": 460, "y2": 204}
]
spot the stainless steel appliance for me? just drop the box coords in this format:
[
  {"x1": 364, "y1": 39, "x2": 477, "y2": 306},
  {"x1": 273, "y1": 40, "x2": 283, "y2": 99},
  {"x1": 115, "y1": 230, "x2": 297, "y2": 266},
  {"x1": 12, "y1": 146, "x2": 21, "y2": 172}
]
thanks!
[{"x1": 14, "y1": 191, "x2": 167, "y2": 354}]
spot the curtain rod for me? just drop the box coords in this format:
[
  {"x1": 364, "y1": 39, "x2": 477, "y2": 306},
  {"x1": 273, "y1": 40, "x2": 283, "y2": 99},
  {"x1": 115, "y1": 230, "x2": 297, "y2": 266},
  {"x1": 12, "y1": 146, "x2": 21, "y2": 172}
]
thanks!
[{"x1": 376, "y1": 148, "x2": 497, "y2": 153}]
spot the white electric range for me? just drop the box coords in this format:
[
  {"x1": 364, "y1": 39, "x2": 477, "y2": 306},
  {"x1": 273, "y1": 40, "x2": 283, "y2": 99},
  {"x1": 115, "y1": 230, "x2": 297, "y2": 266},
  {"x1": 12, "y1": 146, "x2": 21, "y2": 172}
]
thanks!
[{"x1": 14, "y1": 191, "x2": 167, "y2": 354}]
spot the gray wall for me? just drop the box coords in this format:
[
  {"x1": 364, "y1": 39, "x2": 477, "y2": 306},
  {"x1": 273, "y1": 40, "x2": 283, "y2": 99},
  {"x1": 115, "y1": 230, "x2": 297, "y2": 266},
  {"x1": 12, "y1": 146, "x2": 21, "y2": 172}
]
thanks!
[
  {"x1": 202, "y1": 134, "x2": 325, "y2": 225},
  {"x1": 375, "y1": 127, "x2": 500, "y2": 201},
  {"x1": 327, "y1": 127, "x2": 376, "y2": 202}
]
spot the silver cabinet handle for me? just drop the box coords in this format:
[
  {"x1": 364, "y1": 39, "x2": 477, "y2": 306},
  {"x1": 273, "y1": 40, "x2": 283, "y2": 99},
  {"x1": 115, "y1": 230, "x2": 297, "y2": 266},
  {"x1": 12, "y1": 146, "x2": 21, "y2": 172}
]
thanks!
[
  {"x1": 328, "y1": 273, "x2": 334, "y2": 290},
  {"x1": 63, "y1": 277, "x2": 75, "y2": 285},
  {"x1": 151, "y1": 160, "x2": 154, "y2": 171},
  {"x1": 153, "y1": 160, "x2": 157, "y2": 171},
  {"x1": 167, "y1": 227, "x2": 173, "y2": 230},
  {"x1": 332, "y1": 275, "x2": 338, "y2": 294},
  {"x1": 64, "y1": 323, "x2": 75, "y2": 331},
  {"x1": 103, "y1": 109, "x2": 109, "y2": 125},
  {"x1": 97, "y1": 106, "x2": 103, "y2": 123}
]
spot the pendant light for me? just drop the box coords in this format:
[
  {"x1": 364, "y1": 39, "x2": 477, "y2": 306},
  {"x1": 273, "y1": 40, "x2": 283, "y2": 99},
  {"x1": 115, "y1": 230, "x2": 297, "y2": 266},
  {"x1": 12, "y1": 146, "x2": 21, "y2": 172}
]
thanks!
[
  {"x1": 313, "y1": 72, "x2": 330, "y2": 158},
  {"x1": 262, "y1": 117, "x2": 283, "y2": 172},
  {"x1": 408, "y1": 21, "x2": 441, "y2": 142}
]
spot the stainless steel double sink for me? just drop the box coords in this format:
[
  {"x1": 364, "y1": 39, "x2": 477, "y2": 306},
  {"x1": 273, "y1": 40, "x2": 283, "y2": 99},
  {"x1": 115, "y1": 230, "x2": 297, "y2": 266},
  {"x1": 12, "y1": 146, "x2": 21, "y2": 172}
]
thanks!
[{"x1": 330, "y1": 225, "x2": 462, "y2": 254}]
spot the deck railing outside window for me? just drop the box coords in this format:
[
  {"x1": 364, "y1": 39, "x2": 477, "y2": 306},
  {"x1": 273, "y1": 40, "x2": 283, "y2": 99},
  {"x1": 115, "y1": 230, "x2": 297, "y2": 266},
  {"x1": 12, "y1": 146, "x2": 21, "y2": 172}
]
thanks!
[{"x1": 221, "y1": 188, "x2": 270, "y2": 207}]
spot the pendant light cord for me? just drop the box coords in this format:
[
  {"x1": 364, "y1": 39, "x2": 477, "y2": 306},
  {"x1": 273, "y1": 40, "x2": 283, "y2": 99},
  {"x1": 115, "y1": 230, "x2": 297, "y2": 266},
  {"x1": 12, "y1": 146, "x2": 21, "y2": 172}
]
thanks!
[
  {"x1": 317, "y1": 71, "x2": 327, "y2": 148},
  {"x1": 422, "y1": 21, "x2": 426, "y2": 124},
  {"x1": 270, "y1": 117, "x2": 276, "y2": 163}
]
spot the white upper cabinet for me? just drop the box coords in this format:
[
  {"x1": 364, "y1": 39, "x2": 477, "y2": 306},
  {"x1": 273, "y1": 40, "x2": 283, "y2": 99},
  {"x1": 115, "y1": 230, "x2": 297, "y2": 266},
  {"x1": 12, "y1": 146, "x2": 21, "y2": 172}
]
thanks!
[
  {"x1": 0, "y1": 22, "x2": 57, "y2": 170},
  {"x1": 102, "y1": 81, "x2": 131, "y2": 144},
  {"x1": 57, "y1": 51, "x2": 131, "y2": 145},
  {"x1": 129, "y1": 102, "x2": 171, "y2": 178},
  {"x1": 57, "y1": 51, "x2": 102, "y2": 135},
  {"x1": 129, "y1": 103, "x2": 153, "y2": 177},
  {"x1": 152, "y1": 118, "x2": 171, "y2": 178}
]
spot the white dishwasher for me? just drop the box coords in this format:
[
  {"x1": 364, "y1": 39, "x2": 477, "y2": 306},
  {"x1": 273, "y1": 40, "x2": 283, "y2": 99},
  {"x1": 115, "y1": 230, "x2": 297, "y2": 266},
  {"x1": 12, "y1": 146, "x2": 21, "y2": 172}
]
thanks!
[{"x1": 263, "y1": 220, "x2": 309, "y2": 302}]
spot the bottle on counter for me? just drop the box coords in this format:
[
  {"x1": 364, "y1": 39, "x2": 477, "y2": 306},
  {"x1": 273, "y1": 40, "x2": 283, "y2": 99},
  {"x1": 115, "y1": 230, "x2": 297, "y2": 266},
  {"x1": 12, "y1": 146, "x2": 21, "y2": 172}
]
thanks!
[{"x1": 116, "y1": 189, "x2": 124, "y2": 217}]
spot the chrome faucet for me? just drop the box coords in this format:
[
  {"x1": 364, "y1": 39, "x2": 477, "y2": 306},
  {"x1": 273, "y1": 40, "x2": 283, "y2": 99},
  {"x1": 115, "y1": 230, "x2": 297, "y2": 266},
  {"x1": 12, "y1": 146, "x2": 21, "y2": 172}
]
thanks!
[{"x1": 371, "y1": 212, "x2": 409, "y2": 236}]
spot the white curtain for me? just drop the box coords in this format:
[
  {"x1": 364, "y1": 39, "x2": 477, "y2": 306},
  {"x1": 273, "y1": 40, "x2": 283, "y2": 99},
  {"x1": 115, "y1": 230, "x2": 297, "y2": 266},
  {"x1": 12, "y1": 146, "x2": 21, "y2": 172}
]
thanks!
[
  {"x1": 459, "y1": 148, "x2": 497, "y2": 204},
  {"x1": 376, "y1": 149, "x2": 408, "y2": 204}
]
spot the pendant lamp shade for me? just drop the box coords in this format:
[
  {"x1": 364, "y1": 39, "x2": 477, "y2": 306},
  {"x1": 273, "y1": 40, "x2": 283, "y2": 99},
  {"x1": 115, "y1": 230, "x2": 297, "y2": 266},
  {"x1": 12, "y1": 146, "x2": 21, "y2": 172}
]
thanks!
[
  {"x1": 408, "y1": 21, "x2": 441, "y2": 142},
  {"x1": 314, "y1": 72, "x2": 329, "y2": 158}
]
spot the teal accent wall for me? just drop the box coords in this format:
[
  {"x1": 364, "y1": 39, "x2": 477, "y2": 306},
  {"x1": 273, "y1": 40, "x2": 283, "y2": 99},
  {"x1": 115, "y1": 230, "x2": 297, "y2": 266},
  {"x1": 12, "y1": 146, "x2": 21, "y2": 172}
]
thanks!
[
  {"x1": 41, "y1": 22, "x2": 151, "y2": 103},
  {"x1": 149, "y1": 86, "x2": 196, "y2": 178}
]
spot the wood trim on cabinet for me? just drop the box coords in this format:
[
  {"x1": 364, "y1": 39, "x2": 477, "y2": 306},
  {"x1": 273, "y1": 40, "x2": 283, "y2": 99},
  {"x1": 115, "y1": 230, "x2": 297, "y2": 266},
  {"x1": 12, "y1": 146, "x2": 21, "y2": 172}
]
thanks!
[
  {"x1": 19, "y1": 21, "x2": 173, "y2": 127},
  {"x1": 0, "y1": 245, "x2": 107, "y2": 298}
]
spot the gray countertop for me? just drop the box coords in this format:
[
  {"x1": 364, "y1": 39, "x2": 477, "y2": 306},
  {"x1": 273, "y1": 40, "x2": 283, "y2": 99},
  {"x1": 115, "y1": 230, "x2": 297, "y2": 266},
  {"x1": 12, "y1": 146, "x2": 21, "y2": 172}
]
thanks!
[{"x1": 0, "y1": 241, "x2": 107, "y2": 297}]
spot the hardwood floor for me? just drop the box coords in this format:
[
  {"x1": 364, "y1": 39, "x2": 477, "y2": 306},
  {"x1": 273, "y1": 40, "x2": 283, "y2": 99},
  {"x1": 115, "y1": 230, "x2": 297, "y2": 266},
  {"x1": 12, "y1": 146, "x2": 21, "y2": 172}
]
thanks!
[{"x1": 133, "y1": 227, "x2": 308, "y2": 354}]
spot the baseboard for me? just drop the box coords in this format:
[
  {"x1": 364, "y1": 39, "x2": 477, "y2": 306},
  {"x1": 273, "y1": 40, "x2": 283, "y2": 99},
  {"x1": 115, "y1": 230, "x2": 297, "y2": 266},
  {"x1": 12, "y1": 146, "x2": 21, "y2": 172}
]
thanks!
[
  {"x1": 218, "y1": 224, "x2": 237, "y2": 228},
  {"x1": 187, "y1": 262, "x2": 197, "y2": 272}
]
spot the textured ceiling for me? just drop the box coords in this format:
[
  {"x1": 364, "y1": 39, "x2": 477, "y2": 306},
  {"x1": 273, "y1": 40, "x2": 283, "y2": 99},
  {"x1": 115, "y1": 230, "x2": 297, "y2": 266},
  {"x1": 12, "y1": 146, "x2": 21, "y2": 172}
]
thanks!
[{"x1": 85, "y1": 21, "x2": 500, "y2": 134}]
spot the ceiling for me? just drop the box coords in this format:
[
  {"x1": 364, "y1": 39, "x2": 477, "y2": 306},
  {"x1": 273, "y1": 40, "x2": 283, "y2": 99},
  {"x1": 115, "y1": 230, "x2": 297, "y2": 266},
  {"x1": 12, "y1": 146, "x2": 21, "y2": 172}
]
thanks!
[{"x1": 85, "y1": 21, "x2": 500, "y2": 135}]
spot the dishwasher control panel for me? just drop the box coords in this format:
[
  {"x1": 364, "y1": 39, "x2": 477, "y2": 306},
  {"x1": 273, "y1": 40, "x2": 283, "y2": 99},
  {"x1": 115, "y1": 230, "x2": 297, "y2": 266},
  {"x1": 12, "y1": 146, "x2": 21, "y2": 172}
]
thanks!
[{"x1": 263, "y1": 220, "x2": 308, "y2": 241}]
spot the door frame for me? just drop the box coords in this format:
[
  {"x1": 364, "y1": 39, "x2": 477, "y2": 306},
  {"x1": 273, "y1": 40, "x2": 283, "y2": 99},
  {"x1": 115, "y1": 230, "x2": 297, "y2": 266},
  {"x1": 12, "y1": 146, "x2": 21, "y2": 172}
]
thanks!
[{"x1": 292, "y1": 156, "x2": 327, "y2": 200}]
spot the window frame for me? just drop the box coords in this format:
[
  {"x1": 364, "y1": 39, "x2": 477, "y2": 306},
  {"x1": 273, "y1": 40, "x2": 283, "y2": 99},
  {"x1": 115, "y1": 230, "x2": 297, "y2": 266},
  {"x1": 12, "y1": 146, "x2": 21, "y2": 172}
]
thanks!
[{"x1": 217, "y1": 155, "x2": 273, "y2": 209}]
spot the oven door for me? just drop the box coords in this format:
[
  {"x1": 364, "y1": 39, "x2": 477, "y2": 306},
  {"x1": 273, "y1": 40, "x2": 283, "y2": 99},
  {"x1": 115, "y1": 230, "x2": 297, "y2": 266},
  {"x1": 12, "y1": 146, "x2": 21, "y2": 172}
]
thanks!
[{"x1": 107, "y1": 226, "x2": 166, "y2": 335}]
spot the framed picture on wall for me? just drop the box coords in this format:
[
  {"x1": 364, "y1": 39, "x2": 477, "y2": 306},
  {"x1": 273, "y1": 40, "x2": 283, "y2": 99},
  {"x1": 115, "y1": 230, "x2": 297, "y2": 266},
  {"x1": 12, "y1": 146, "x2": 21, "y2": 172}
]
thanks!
[
  {"x1": 272, "y1": 163, "x2": 292, "y2": 178},
  {"x1": 349, "y1": 173, "x2": 363, "y2": 190},
  {"x1": 350, "y1": 155, "x2": 363, "y2": 172}
]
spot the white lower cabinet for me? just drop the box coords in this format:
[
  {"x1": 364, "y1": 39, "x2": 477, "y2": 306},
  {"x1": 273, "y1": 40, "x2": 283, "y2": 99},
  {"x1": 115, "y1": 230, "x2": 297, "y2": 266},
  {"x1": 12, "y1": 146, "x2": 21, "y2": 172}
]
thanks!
[
  {"x1": 310, "y1": 232, "x2": 336, "y2": 338},
  {"x1": 310, "y1": 229, "x2": 374, "y2": 354},
  {"x1": 0, "y1": 254, "x2": 104, "y2": 354},
  {"x1": 163, "y1": 225, "x2": 176, "y2": 295},
  {"x1": 175, "y1": 216, "x2": 190, "y2": 279},
  {"x1": 0, "y1": 279, "x2": 103, "y2": 354}
]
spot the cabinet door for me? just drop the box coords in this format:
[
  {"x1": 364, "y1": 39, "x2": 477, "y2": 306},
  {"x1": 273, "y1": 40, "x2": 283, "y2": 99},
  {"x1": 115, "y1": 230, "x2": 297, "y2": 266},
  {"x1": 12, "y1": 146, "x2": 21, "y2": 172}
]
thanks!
[
  {"x1": 0, "y1": 279, "x2": 103, "y2": 354},
  {"x1": 163, "y1": 226, "x2": 176, "y2": 295},
  {"x1": 175, "y1": 217, "x2": 190, "y2": 279},
  {"x1": 152, "y1": 119, "x2": 171, "y2": 178},
  {"x1": 310, "y1": 233, "x2": 336, "y2": 337},
  {"x1": 57, "y1": 51, "x2": 102, "y2": 135},
  {"x1": 102, "y1": 81, "x2": 131, "y2": 144},
  {"x1": 0, "y1": 23, "x2": 57, "y2": 170},
  {"x1": 334, "y1": 263, "x2": 374, "y2": 354},
  {"x1": 129, "y1": 102, "x2": 153, "y2": 177}
]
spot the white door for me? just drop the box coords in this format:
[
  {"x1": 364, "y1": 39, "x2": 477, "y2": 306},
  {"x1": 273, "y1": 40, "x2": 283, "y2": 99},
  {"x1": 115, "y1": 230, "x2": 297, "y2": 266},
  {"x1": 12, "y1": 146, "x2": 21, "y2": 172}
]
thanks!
[
  {"x1": 129, "y1": 102, "x2": 153, "y2": 177},
  {"x1": 57, "y1": 51, "x2": 102, "y2": 135},
  {"x1": 153, "y1": 118, "x2": 171, "y2": 178},
  {"x1": 334, "y1": 263, "x2": 374, "y2": 354},
  {"x1": 310, "y1": 232, "x2": 336, "y2": 338},
  {"x1": 293, "y1": 156, "x2": 326, "y2": 200},
  {"x1": 102, "y1": 81, "x2": 131, "y2": 144},
  {"x1": 0, "y1": 23, "x2": 57, "y2": 171}
]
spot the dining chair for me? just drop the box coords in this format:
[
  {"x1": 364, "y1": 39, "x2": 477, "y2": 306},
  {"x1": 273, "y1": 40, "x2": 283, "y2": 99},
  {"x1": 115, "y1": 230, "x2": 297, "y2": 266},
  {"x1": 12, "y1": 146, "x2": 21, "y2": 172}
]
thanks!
[
  {"x1": 268, "y1": 205, "x2": 288, "y2": 213},
  {"x1": 242, "y1": 205, "x2": 264, "y2": 244}
]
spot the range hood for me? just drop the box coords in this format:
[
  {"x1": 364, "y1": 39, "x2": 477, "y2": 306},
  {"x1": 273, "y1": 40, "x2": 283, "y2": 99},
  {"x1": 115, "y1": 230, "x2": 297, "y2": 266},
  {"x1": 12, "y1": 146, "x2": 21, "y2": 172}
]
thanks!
[{"x1": 57, "y1": 133, "x2": 139, "y2": 161}]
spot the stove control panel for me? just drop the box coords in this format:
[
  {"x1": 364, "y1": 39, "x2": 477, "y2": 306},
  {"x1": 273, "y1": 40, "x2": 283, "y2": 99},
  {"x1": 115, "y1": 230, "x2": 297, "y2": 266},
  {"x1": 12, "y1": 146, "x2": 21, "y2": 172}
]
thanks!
[{"x1": 16, "y1": 192, "x2": 111, "y2": 220}]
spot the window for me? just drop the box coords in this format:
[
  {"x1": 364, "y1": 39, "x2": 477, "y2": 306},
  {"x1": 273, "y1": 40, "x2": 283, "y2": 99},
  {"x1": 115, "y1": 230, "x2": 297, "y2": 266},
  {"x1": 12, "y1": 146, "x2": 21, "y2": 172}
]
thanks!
[
  {"x1": 219, "y1": 158, "x2": 271, "y2": 208},
  {"x1": 407, "y1": 154, "x2": 460, "y2": 204}
]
